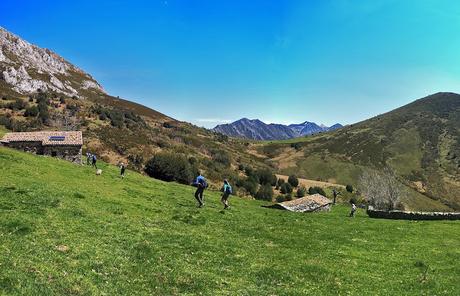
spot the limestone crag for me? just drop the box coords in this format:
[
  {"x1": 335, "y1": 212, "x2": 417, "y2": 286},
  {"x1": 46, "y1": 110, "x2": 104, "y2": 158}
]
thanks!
[{"x1": 0, "y1": 27, "x2": 105, "y2": 97}]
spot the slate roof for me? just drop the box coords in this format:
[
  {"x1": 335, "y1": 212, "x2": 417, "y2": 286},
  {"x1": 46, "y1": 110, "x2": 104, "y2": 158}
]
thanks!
[
  {"x1": 273, "y1": 194, "x2": 332, "y2": 212},
  {"x1": 1, "y1": 131, "x2": 82, "y2": 146}
]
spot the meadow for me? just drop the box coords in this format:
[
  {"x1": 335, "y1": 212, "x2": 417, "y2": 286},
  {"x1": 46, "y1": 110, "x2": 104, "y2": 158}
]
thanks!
[{"x1": 0, "y1": 147, "x2": 459, "y2": 295}]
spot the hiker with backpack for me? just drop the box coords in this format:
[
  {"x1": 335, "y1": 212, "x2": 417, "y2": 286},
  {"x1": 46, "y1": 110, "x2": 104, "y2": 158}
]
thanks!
[
  {"x1": 193, "y1": 172, "x2": 207, "y2": 207},
  {"x1": 221, "y1": 179, "x2": 232, "y2": 209},
  {"x1": 91, "y1": 154, "x2": 97, "y2": 169}
]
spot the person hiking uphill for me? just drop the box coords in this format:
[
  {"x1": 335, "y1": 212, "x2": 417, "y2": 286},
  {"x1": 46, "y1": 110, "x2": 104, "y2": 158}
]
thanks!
[
  {"x1": 119, "y1": 162, "x2": 126, "y2": 179},
  {"x1": 193, "y1": 172, "x2": 207, "y2": 207},
  {"x1": 91, "y1": 154, "x2": 97, "y2": 169},
  {"x1": 349, "y1": 202, "x2": 357, "y2": 217},
  {"x1": 221, "y1": 179, "x2": 232, "y2": 209}
]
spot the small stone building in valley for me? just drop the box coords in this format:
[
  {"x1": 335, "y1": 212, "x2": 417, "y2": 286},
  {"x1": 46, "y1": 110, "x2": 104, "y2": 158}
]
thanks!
[
  {"x1": 0, "y1": 131, "x2": 83, "y2": 164},
  {"x1": 271, "y1": 194, "x2": 332, "y2": 213}
]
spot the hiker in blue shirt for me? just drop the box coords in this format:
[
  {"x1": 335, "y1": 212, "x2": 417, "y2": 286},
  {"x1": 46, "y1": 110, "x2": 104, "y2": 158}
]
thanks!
[
  {"x1": 221, "y1": 179, "x2": 232, "y2": 209},
  {"x1": 193, "y1": 172, "x2": 207, "y2": 207}
]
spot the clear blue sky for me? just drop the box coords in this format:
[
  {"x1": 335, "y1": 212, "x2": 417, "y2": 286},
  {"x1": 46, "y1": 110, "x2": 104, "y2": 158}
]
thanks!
[{"x1": 2, "y1": 0, "x2": 460, "y2": 127}]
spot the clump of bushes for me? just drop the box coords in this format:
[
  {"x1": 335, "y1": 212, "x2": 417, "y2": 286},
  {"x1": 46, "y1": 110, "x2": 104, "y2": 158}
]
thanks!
[
  {"x1": 280, "y1": 183, "x2": 293, "y2": 194},
  {"x1": 24, "y1": 105, "x2": 39, "y2": 117},
  {"x1": 144, "y1": 152, "x2": 196, "y2": 184},
  {"x1": 296, "y1": 186, "x2": 307, "y2": 198},
  {"x1": 308, "y1": 186, "x2": 326, "y2": 196}
]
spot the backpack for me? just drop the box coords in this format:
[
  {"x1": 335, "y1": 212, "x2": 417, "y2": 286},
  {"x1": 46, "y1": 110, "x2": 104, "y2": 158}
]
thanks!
[
  {"x1": 198, "y1": 177, "x2": 207, "y2": 189},
  {"x1": 225, "y1": 184, "x2": 232, "y2": 194}
]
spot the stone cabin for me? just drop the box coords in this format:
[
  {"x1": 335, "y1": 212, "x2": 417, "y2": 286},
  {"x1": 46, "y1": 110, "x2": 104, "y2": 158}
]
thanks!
[
  {"x1": 270, "y1": 194, "x2": 333, "y2": 213},
  {"x1": 0, "y1": 131, "x2": 83, "y2": 164}
]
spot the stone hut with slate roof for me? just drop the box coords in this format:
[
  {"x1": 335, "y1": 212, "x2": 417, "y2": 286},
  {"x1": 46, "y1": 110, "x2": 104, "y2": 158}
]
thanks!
[
  {"x1": 1, "y1": 131, "x2": 82, "y2": 163},
  {"x1": 271, "y1": 194, "x2": 332, "y2": 213}
]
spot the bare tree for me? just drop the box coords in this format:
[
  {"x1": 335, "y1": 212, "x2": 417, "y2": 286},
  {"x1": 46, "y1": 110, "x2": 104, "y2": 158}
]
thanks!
[{"x1": 359, "y1": 167, "x2": 402, "y2": 210}]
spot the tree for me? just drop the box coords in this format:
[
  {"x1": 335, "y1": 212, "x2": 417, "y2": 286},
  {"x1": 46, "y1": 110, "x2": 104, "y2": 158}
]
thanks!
[
  {"x1": 37, "y1": 100, "x2": 49, "y2": 124},
  {"x1": 280, "y1": 183, "x2": 293, "y2": 194},
  {"x1": 296, "y1": 186, "x2": 307, "y2": 198},
  {"x1": 255, "y1": 184, "x2": 274, "y2": 201},
  {"x1": 144, "y1": 152, "x2": 194, "y2": 184},
  {"x1": 359, "y1": 168, "x2": 402, "y2": 211},
  {"x1": 288, "y1": 175, "x2": 299, "y2": 187},
  {"x1": 346, "y1": 185, "x2": 354, "y2": 193}
]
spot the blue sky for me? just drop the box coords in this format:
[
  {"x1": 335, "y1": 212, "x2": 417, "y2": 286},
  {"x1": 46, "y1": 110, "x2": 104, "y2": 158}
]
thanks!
[{"x1": 1, "y1": 0, "x2": 460, "y2": 127}]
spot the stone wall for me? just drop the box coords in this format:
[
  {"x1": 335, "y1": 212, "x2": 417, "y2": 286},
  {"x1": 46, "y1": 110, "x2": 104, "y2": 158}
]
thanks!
[
  {"x1": 43, "y1": 145, "x2": 82, "y2": 164},
  {"x1": 4, "y1": 142, "x2": 81, "y2": 164},
  {"x1": 5, "y1": 141, "x2": 43, "y2": 154},
  {"x1": 367, "y1": 206, "x2": 460, "y2": 220}
]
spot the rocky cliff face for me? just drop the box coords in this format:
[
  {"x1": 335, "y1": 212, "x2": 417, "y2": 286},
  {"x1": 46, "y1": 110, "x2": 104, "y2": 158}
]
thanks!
[
  {"x1": 0, "y1": 27, "x2": 104, "y2": 97},
  {"x1": 213, "y1": 118, "x2": 342, "y2": 140}
]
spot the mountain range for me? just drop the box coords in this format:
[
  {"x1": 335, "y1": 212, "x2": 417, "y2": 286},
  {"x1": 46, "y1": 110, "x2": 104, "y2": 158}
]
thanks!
[{"x1": 213, "y1": 118, "x2": 342, "y2": 140}]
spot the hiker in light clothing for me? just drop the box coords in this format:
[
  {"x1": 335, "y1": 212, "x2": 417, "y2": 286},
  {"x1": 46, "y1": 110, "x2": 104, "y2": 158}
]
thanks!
[
  {"x1": 221, "y1": 179, "x2": 232, "y2": 209},
  {"x1": 350, "y1": 203, "x2": 357, "y2": 217}
]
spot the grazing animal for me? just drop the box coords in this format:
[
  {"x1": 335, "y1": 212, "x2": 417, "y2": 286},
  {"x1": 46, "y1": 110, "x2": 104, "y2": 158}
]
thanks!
[{"x1": 96, "y1": 169, "x2": 103, "y2": 175}]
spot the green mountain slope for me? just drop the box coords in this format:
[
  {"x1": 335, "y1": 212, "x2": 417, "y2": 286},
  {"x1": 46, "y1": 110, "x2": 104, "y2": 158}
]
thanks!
[
  {"x1": 261, "y1": 93, "x2": 460, "y2": 211},
  {"x1": 1, "y1": 147, "x2": 459, "y2": 295}
]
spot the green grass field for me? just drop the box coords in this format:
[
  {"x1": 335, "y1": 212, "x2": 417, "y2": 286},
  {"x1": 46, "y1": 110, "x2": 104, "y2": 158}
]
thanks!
[{"x1": 1, "y1": 147, "x2": 459, "y2": 295}]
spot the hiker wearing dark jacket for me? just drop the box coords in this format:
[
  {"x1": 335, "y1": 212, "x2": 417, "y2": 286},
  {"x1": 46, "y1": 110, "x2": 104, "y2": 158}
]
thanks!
[
  {"x1": 221, "y1": 179, "x2": 232, "y2": 209},
  {"x1": 193, "y1": 173, "x2": 207, "y2": 207},
  {"x1": 91, "y1": 154, "x2": 97, "y2": 169},
  {"x1": 119, "y1": 162, "x2": 126, "y2": 179}
]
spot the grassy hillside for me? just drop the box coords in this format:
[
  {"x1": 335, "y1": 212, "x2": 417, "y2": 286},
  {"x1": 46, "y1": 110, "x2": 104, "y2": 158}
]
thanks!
[
  {"x1": 260, "y1": 93, "x2": 460, "y2": 211},
  {"x1": 1, "y1": 147, "x2": 459, "y2": 295}
]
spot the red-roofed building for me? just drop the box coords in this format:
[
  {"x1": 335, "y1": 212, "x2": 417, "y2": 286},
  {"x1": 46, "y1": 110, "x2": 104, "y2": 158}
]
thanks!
[{"x1": 1, "y1": 131, "x2": 82, "y2": 163}]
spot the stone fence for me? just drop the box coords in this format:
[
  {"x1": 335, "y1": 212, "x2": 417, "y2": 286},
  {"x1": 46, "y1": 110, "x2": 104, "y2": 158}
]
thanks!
[{"x1": 367, "y1": 206, "x2": 460, "y2": 220}]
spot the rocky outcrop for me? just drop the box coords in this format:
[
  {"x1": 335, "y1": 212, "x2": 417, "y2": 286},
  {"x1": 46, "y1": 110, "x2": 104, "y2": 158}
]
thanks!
[{"x1": 0, "y1": 26, "x2": 105, "y2": 97}]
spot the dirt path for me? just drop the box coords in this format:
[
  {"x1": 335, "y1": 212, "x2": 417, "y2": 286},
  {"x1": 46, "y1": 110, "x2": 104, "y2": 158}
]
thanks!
[{"x1": 276, "y1": 174, "x2": 345, "y2": 189}]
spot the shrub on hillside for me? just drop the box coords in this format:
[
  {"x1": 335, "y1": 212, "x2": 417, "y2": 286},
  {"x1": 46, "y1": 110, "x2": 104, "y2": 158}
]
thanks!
[
  {"x1": 211, "y1": 149, "x2": 231, "y2": 168},
  {"x1": 308, "y1": 186, "x2": 326, "y2": 196},
  {"x1": 8, "y1": 98, "x2": 27, "y2": 110},
  {"x1": 144, "y1": 152, "x2": 194, "y2": 184},
  {"x1": 346, "y1": 184, "x2": 354, "y2": 193},
  {"x1": 280, "y1": 183, "x2": 293, "y2": 194},
  {"x1": 24, "y1": 105, "x2": 39, "y2": 117},
  {"x1": 244, "y1": 166, "x2": 254, "y2": 177},
  {"x1": 276, "y1": 195, "x2": 286, "y2": 203},
  {"x1": 288, "y1": 175, "x2": 299, "y2": 187},
  {"x1": 255, "y1": 184, "x2": 274, "y2": 201},
  {"x1": 290, "y1": 142, "x2": 302, "y2": 151},
  {"x1": 296, "y1": 186, "x2": 307, "y2": 198},
  {"x1": 277, "y1": 178, "x2": 285, "y2": 187},
  {"x1": 242, "y1": 179, "x2": 258, "y2": 197},
  {"x1": 256, "y1": 169, "x2": 277, "y2": 186}
]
